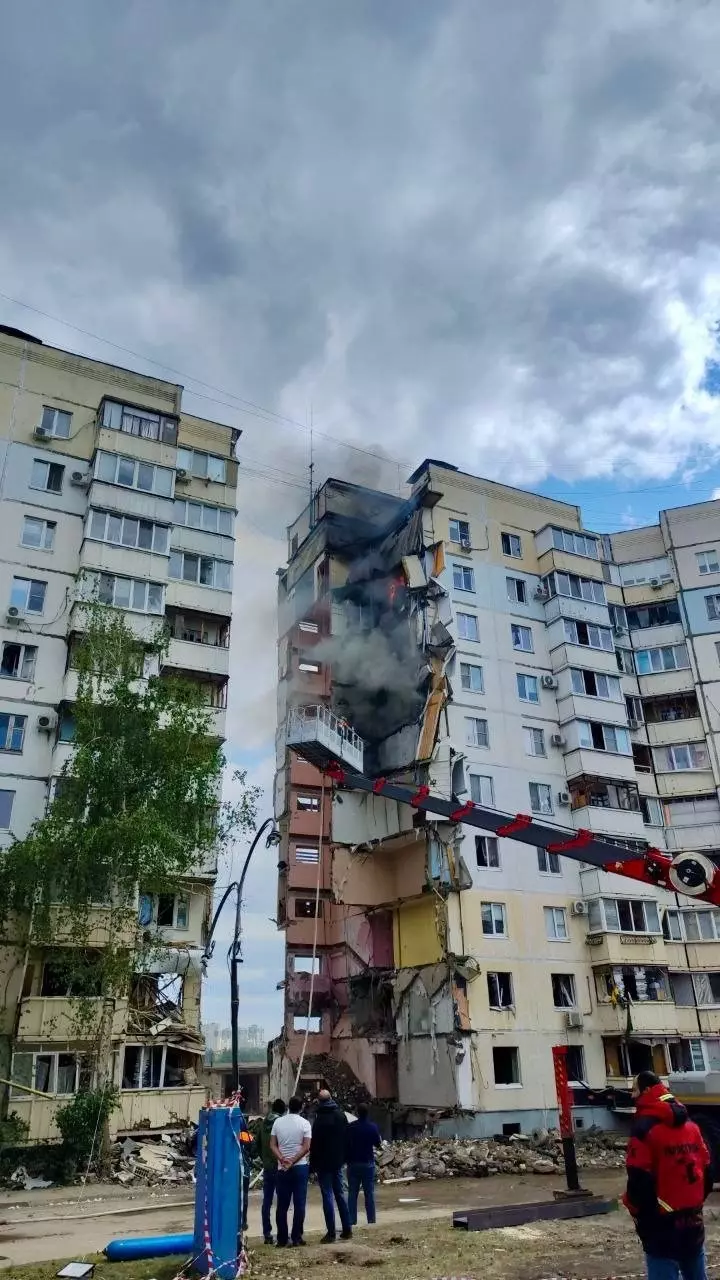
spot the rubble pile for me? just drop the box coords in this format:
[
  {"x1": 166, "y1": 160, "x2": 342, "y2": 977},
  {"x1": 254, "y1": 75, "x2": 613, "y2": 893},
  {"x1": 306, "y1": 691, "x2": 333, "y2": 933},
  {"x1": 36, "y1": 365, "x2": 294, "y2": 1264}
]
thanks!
[
  {"x1": 110, "y1": 1132, "x2": 196, "y2": 1187},
  {"x1": 375, "y1": 1127, "x2": 627, "y2": 1182}
]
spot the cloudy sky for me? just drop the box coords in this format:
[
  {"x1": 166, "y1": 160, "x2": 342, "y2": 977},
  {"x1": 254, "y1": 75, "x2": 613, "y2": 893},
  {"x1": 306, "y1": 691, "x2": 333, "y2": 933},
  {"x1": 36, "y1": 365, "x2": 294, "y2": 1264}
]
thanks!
[{"x1": 2, "y1": 0, "x2": 720, "y2": 1036}]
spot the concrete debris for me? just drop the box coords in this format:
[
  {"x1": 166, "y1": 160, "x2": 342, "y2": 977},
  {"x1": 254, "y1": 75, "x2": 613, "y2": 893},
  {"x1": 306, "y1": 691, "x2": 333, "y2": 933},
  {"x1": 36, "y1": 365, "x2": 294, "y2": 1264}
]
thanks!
[
  {"x1": 109, "y1": 1129, "x2": 197, "y2": 1188},
  {"x1": 374, "y1": 1129, "x2": 626, "y2": 1183},
  {"x1": 9, "y1": 1166, "x2": 53, "y2": 1190}
]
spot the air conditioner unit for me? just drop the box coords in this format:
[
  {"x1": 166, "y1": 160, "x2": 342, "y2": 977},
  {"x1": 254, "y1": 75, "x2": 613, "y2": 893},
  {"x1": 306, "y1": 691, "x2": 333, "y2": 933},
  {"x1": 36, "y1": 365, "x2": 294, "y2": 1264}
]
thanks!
[
  {"x1": 5, "y1": 606, "x2": 21, "y2": 624},
  {"x1": 550, "y1": 733, "x2": 565, "y2": 748},
  {"x1": 175, "y1": 468, "x2": 190, "y2": 482},
  {"x1": 557, "y1": 790, "x2": 571, "y2": 806},
  {"x1": 534, "y1": 584, "x2": 548, "y2": 600},
  {"x1": 613, "y1": 623, "x2": 626, "y2": 636},
  {"x1": 649, "y1": 578, "x2": 662, "y2": 589},
  {"x1": 628, "y1": 717, "x2": 641, "y2": 731},
  {"x1": 37, "y1": 712, "x2": 58, "y2": 732},
  {"x1": 541, "y1": 674, "x2": 558, "y2": 690},
  {"x1": 565, "y1": 1011, "x2": 583, "y2": 1029},
  {"x1": 459, "y1": 536, "x2": 471, "y2": 551},
  {"x1": 570, "y1": 899, "x2": 588, "y2": 917},
  {"x1": 70, "y1": 471, "x2": 90, "y2": 488},
  {"x1": 33, "y1": 425, "x2": 50, "y2": 441}
]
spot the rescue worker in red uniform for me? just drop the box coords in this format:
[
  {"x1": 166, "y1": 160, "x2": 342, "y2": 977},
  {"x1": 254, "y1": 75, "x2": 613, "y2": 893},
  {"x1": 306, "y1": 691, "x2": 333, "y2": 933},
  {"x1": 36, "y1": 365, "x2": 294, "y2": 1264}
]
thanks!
[{"x1": 624, "y1": 1071, "x2": 713, "y2": 1280}]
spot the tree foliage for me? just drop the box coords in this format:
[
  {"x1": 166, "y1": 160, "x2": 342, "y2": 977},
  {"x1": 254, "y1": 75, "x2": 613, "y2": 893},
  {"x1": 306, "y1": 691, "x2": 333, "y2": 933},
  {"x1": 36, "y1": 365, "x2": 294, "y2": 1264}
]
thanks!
[{"x1": 0, "y1": 604, "x2": 260, "y2": 1023}]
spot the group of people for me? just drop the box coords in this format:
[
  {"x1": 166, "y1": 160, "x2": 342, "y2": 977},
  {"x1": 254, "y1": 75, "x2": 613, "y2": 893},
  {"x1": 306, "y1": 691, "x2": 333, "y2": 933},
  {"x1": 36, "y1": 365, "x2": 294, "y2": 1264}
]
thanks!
[{"x1": 251, "y1": 1089, "x2": 382, "y2": 1249}]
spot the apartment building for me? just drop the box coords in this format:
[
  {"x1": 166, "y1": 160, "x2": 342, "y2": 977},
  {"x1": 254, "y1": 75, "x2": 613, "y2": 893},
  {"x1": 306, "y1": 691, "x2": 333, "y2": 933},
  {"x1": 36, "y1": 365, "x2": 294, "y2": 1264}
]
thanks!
[
  {"x1": 271, "y1": 459, "x2": 720, "y2": 1134},
  {"x1": 0, "y1": 325, "x2": 237, "y2": 1139}
]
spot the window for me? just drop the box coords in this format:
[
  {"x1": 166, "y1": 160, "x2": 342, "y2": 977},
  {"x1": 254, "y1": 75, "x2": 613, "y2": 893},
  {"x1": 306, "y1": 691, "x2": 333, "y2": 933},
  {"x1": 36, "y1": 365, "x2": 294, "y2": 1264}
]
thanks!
[
  {"x1": 616, "y1": 648, "x2": 635, "y2": 675},
  {"x1": 93, "y1": 573, "x2": 164, "y2": 615},
  {"x1": 293, "y1": 1014, "x2": 322, "y2": 1033},
  {"x1": 641, "y1": 797, "x2": 664, "y2": 827},
  {"x1": 511, "y1": 624, "x2": 533, "y2": 652},
  {"x1": 516, "y1": 673, "x2": 539, "y2": 704},
  {"x1": 706, "y1": 595, "x2": 720, "y2": 622},
  {"x1": 635, "y1": 644, "x2": 689, "y2": 675},
  {"x1": 1, "y1": 642, "x2": 37, "y2": 680},
  {"x1": 10, "y1": 576, "x2": 46, "y2": 614},
  {"x1": 627, "y1": 601, "x2": 681, "y2": 630},
  {"x1": 168, "y1": 550, "x2": 232, "y2": 591},
  {"x1": 294, "y1": 898, "x2": 321, "y2": 918},
  {"x1": 570, "y1": 668, "x2": 622, "y2": 701},
  {"x1": 626, "y1": 695, "x2": 644, "y2": 724},
  {"x1": 551, "y1": 974, "x2": 577, "y2": 1008},
  {"x1": 577, "y1": 721, "x2": 631, "y2": 755},
  {"x1": 493, "y1": 1045, "x2": 520, "y2": 1085},
  {"x1": 460, "y1": 662, "x2": 484, "y2": 693},
  {"x1": 551, "y1": 528, "x2": 598, "y2": 558},
  {"x1": 620, "y1": 558, "x2": 672, "y2": 586},
  {"x1": 176, "y1": 446, "x2": 227, "y2": 483},
  {"x1": 10, "y1": 1050, "x2": 83, "y2": 1099},
  {"x1": 95, "y1": 450, "x2": 174, "y2": 497},
  {"x1": 58, "y1": 707, "x2": 75, "y2": 742},
  {"x1": 298, "y1": 660, "x2": 320, "y2": 674},
  {"x1": 294, "y1": 956, "x2": 321, "y2": 974},
  {"x1": 501, "y1": 532, "x2": 522, "y2": 558},
  {"x1": 668, "y1": 1040, "x2": 706, "y2": 1074},
  {"x1": 457, "y1": 611, "x2": 479, "y2": 641},
  {"x1": 88, "y1": 510, "x2": 169, "y2": 555},
  {"x1": 506, "y1": 576, "x2": 527, "y2": 604},
  {"x1": 299, "y1": 620, "x2": 319, "y2": 634},
  {"x1": 173, "y1": 498, "x2": 234, "y2": 536},
  {"x1": 295, "y1": 846, "x2": 320, "y2": 864},
  {"x1": 524, "y1": 726, "x2": 546, "y2": 757},
  {"x1": 590, "y1": 897, "x2": 661, "y2": 935},
  {"x1": 663, "y1": 909, "x2": 720, "y2": 943},
  {"x1": 21, "y1": 515, "x2": 56, "y2": 550},
  {"x1": 449, "y1": 518, "x2": 470, "y2": 545},
  {"x1": 469, "y1": 774, "x2": 494, "y2": 806},
  {"x1": 122, "y1": 1045, "x2": 164, "y2": 1090},
  {"x1": 545, "y1": 906, "x2": 568, "y2": 941},
  {"x1": 30, "y1": 459, "x2": 64, "y2": 493},
  {"x1": 39, "y1": 406, "x2": 72, "y2": 438},
  {"x1": 0, "y1": 789, "x2": 14, "y2": 829},
  {"x1": 672, "y1": 973, "x2": 720, "y2": 1008},
  {"x1": 570, "y1": 778, "x2": 640, "y2": 812},
  {"x1": 297, "y1": 795, "x2": 320, "y2": 812},
  {"x1": 654, "y1": 742, "x2": 709, "y2": 772},
  {"x1": 487, "y1": 972, "x2": 513, "y2": 1009},
  {"x1": 475, "y1": 836, "x2": 500, "y2": 869},
  {"x1": 563, "y1": 618, "x2": 614, "y2": 651},
  {"x1": 537, "y1": 848, "x2": 561, "y2": 874},
  {"x1": 139, "y1": 891, "x2": 189, "y2": 930},
  {"x1": 452, "y1": 563, "x2": 475, "y2": 592},
  {"x1": 101, "y1": 399, "x2": 177, "y2": 444},
  {"x1": 544, "y1": 572, "x2": 605, "y2": 605},
  {"x1": 566, "y1": 1046, "x2": 586, "y2": 1083},
  {"x1": 697, "y1": 550, "x2": 720, "y2": 576},
  {"x1": 481, "y1": 902, "x2": 507, "y2": 937},
  {"x1": 465, "y1": 716, "x2": 489, "y2": 748},
  {"x1": 530, "y1": 782, "x2": 553, "y2": 815}
]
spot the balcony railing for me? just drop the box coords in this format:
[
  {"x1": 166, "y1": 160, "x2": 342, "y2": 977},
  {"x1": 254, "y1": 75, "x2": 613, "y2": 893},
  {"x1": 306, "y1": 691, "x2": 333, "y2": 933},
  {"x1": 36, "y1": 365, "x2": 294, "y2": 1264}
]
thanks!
[{"x1": 287, "y1": 705, "x2": 364, "y2": 774}]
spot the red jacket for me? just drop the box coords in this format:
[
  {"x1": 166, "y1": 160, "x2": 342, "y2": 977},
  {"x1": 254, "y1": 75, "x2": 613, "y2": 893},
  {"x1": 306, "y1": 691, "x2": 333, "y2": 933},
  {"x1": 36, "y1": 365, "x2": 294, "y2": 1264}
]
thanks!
[{"x1": 624, "y1": 1083, "x2": 712, "y2": 1260}]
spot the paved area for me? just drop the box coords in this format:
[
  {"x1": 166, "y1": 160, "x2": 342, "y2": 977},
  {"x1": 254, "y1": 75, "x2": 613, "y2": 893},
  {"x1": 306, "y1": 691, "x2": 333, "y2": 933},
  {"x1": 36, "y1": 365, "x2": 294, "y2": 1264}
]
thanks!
[{"x1": 0, "y1": 1170, "x2": 625, "y2": 1268}]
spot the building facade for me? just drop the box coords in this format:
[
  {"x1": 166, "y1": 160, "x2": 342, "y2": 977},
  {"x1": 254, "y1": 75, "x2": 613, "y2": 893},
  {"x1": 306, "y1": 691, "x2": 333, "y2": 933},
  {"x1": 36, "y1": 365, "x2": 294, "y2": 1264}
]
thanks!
[
  {"x1": 0, "y1": 325, "x2": 237, "y2": 1139},
  {"x1": 271, "y1": 459, "x2": 720, "y2": 1134}
]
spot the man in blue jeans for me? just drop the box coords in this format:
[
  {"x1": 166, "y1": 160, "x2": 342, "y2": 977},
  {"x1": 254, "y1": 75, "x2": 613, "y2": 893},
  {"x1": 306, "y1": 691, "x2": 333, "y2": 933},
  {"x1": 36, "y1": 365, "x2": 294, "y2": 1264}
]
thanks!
[
  {"x1": 252, "y1": 1097, "x2": 286, "y2": 1244},
  {"x1": 346, "y1": 1102, "x2": 382, "y2": 1225},
  {"x1": 270, "y1": 1095, "x2": 312, "y2": 1248},
  {"x1": 310, "y1": 1089, "x2": 352, "y2": 1243}
]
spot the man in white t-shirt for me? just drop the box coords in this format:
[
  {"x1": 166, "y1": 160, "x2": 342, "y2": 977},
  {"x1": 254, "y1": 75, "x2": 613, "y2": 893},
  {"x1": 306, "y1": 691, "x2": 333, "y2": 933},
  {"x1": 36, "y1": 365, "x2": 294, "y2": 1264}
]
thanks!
[{"x1": 270, "y1": 1095, "x2": 312, "y2": 1247}]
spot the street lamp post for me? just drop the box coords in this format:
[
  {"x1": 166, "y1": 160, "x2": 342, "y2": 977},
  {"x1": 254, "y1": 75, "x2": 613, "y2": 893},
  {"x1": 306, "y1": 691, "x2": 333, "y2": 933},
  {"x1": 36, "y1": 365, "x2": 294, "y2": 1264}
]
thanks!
[{"x1": 203, "y1": 817, "x2": 280, "y2": 1094}]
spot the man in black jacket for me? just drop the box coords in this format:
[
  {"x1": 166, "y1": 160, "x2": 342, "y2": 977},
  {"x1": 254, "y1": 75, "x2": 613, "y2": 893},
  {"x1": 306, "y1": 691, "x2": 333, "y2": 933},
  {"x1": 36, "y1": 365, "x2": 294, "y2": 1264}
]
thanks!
[
  {"x1": 310, "y1": 1089, "x2": 352, "y2": 1242},
  {"x1": 624, "y1": 1071, "x2": 712, "y2": 1279}
]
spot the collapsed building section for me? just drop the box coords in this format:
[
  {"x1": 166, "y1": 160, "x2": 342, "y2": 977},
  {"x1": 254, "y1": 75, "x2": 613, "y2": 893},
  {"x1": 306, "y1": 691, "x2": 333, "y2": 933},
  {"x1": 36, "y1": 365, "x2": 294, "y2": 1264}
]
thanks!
[{"x1": 271, "y1": 476, "x2": 474, "y2": 1117}]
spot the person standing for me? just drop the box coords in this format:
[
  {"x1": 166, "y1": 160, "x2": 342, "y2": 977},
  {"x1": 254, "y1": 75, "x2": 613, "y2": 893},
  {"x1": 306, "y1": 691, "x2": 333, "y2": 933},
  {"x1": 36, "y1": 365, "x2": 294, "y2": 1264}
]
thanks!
[
  {"x1": 270, "y1": 1095, "x2": 312, "y2": 1248},
  {"x1": 623, "y1": 1071, "x2": 712, "y2": 1280},
  {"x1": 310, "y1": 1088, "x2": 352, "y2": 1242},
  {"x1": 252, "y1": 1098, "x2": 286, "y2": 1244},
  {"x1": 346, "y1": 1102, "x2": 382, "y2": 1226}
]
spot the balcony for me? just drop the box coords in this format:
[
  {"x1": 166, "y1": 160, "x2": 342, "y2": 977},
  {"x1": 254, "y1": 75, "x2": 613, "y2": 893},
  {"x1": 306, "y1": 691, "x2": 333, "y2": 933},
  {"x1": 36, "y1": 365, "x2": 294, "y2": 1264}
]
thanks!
[
  {"x1": 593, "y1": 1000, "x2": 679, "y2": 1036},
  {"x1": 287, "y1": 971, "x2": 333, "y2": 1006},
  {"x1": 638, "y1": 669, "x2": 695, "y2": 698},
  {"x1": 585, "y1": 932, "x2": 667, "y2": 965},
  {"x1": 665, "y1": 823, "x2": 720, "y2": 852},
  {"x1": 656, "y1": 771, "x2": 716, "y2": 799},
  {"x1": 543, "y1": 595, "x2": 610, "y2": 630},
  {"x1": 570, "y1": 804, "x2": 648, "y2": 840},
  {"x1": 647, "y1": 717, "x2": 704, "y2": 747},
  {"x1": 16, "y1": 996, "x2": 127, "y2": 1042},
  {"x1": 164, "y1": 637, "x2": 229, "y2": 678},
  {"x1": 287, "y1": 705, "x2": 364, "y2": 774},
  {"x1": 563, "y1": 748, "x2": 638, "y2": 783}
]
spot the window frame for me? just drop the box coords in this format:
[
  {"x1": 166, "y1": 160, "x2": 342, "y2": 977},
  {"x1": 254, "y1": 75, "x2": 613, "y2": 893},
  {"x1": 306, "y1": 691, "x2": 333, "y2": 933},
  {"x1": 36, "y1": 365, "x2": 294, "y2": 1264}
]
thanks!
[
  {"x1": 176, "y1": 446, "x2": 228, "y2": 484},
  {"x1": 94, "y1": 450, "x2": 174, "y2": 498},
  {"x1": 457, "y1": 611, "x2": 480, "y2": 642},
  {"x1": 537, "y1": 848, "x2": 561, "y2": 875},
  {"x1": 487, "y1": 971, "x2": 514, "y2": 1010},
  {"x1": 481, "y1": 901, "x2": 508, "y2": 938},
  {"x1": 492, "y1": 1045, "x2": 521, "y2": 1087},
  {"x1": 544, "y1": 905, "x2": 569, "y2": 941},
  {"x1": 93, "y1": 572, "x2": 164, "y2": 615},
  {"x1": 88, "y1": 509, "x2": 169, "y2": 556},
  {"x1": 0, "y1": 712, "x2": 27, "y2": 753},
  {"x1": 173, "y1": 498, "x2": 234, "y2": 536},
  {"x1": 511, "y1": 623, "x2": 533, "y2": 652},
  {"x1": 448, "y1": 518, "x2": 470, "y2": 545},
  {"x1": 10, "y1": 576, "x2": 47, "y2": 615},
  {"x1": 529, "y1": 781, "x2": 553, "y2": 815},
  {"x1": 475, "y1": 835, "x2": 500, "y2": 870},
  {"x1": 516, "y1": 672, "x2": 539, "y2": 703},
  {"x1": 524, "y1": 726, "x2": 546, "y2": 757},
  {"x1": 465, "y1": 716, "x2": 490, "y2": 748},
  {"x1": 697, "y1": 550, "x2": 720, "y2": 576},
  {"x1": 506, "y1": 576, "x2": 527, "y2": 604},
  {"x1": 0, "y1": 642, "x2": 37, "y2": 681},
  {"x1": 460, "y1": 661, "x2": 484, "y2": 693},
  {"x1": 40, "y1": 406, "x2": 72, "y2": 439},
  {"x1": 469, "y1": 773, "x2": 495, "y2": 806},
  {"x1": 501, "y1": 532, "x2": 522, "y2": 558},
  {"x1": 21, "y1": 515, "x2": 56, "y2": 551},
  {"x1": 30, "y1": 459, "x2": 64, "y2": 494},
  {"x1": 551, "y1": 972, "x2": 577, "y2": 1009}
]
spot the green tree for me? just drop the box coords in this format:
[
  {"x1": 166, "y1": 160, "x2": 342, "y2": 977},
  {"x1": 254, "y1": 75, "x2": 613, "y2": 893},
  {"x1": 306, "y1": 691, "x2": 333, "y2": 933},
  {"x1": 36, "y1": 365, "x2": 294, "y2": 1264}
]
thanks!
[{"x1": 0, "y1": 603, "x2": 259, "y2": 1095}]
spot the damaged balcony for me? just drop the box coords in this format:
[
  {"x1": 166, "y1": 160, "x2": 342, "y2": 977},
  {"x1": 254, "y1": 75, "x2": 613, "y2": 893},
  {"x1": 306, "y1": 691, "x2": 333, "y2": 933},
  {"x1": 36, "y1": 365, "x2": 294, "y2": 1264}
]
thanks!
[
  {"x1": 287, "y1": 704, "x2": 364, "y2": 774},
  {"x1": 164, "y1": 607, "x2": 230, "y2": 678}
]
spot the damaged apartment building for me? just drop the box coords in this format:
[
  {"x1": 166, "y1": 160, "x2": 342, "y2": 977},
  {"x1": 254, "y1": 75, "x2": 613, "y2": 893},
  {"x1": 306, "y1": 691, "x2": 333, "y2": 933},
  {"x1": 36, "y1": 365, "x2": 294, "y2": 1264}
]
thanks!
[
  {"x1": 272, "y1": 459, "x2": 720, "y2": 1134},
  {"x1": 0, "y1": 327, "x2": 237, "y2": 1139}
]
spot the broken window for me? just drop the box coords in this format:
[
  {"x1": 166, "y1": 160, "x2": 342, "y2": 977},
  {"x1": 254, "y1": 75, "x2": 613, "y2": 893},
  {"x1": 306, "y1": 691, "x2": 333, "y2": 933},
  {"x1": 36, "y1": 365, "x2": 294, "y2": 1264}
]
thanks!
[
  {"x1": 563, "y1": 618, "x2": 613, "y2": 651},
  {"x1": 156, "y1": 895, "x2": 175, "y2": 927},
  {"x1": 122, "y1": 1044, "x2": 163, "y2": 1089},
  {"x1": 465, "y1": 716, "x2": 489, "y2": 748},
  {"x1": 566, "y1": 1046, "x2": 586, "y2": 1083},
  {"x1": 475, "y1": 836, "x2": 500, "y2": 869},
  {"x1": 551, "y1": 974, "x2": 577, "y2": 1008},
  {"x1": 501, "y1": 532, "x2": 522, "y2": 558},
  {"x1": 487, "y1": 971, "x2": 513, "y2": 1009},
  {"x1": 493, "y1": 1046, "x2": 521, "y2": 1085},
  {"x1": 294, "y1": 898, "x2": 321, "y2": 918},
  {"x1": 577, "y1": 720, "x2": 631, "y2": 755},
  {"x1": 293, "y1": 1015, "x2": 322, "y2": 1033},
  {"x1": 1, "y1": 642, "x2": 37, "y2": 680},
  {"x1": 668, "y1": 1040, "x2": 706, "y2": 1073},
  {"x1": 570, "y1": 668, "x2": 621, "y2": 700},
  {"x1": 296, "y1": 795, "x2": 320, "y2": 812},
  {"x1": 481, "y1": 902, "x2": 507, "y2": 937},
  {"x1": 293, "y1": 956, "x2": 321, "y2": 974},
  {"x1": 506, "y1": 576, "x2": 527, "y2": 604}
]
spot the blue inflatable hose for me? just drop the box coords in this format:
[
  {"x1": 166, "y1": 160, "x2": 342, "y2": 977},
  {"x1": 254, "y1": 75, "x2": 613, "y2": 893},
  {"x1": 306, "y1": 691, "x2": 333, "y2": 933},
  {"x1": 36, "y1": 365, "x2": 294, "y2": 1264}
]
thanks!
[{"x1": 104, "y1": 1233, "x2": 195, "y2": 1262}]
